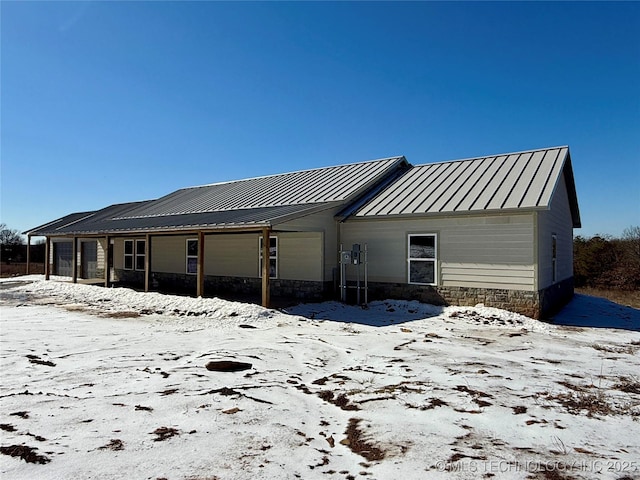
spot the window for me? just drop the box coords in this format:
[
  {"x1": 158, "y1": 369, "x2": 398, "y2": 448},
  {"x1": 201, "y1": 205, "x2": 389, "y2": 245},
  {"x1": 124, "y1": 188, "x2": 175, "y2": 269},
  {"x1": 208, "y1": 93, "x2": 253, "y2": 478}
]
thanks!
[
  {"x1": 135, "y1": 240, "x2": 146, "y2": 271},
  {"x1": 186, "y1": 239, "x2": 198, "y2": 275},
  {"x1": 259, "y1": 236, "x2": 277, "y2": 279},
  {"x1": 552, "y1": 234, "x2": 557, "y2": 283},
  {"x1": 124, "y1": 239, "x2": 145, "y2": 271},
  {"x1": 124, "y1": 240, "x2": 134, "y2": 270},
  {"x1": 408, "y1": 234, "x2": 437, "y2": 285}
]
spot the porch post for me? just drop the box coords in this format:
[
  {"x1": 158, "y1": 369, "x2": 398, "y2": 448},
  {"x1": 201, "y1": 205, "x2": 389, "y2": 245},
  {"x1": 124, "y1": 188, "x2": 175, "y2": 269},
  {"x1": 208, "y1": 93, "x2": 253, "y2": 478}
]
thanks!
[
  {"x1": 72, "y1": 237, "x2": 78, "y2": 283},
  {"x1": 144, "y1": 234, "x2": 151, "y2": 292},
  {"x1": 197, "y1": 231, "x2": 205, "y2": 297},
  {"x1": 104, "y1": 235, "x2": 111, "y2": 287},
  {"x1": 26, "y1": 235, "x2": 31, "y2": 275},
  {"x1": 261, "y1": 227, "x2": 271, "y2": 308},
  {"x1": 45, "y1": 237, "x2": 51, "y2": 280}
]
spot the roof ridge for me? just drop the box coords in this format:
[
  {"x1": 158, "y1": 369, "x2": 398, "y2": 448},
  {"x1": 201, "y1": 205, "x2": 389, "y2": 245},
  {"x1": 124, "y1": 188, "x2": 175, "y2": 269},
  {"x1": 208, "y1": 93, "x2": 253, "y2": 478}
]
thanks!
[
  {"x1": 414, "y1": 146, "x2": 568, "y2": 167},
  {"x1": 181, "y1": 156, "x2": 405, "y2": 190}
]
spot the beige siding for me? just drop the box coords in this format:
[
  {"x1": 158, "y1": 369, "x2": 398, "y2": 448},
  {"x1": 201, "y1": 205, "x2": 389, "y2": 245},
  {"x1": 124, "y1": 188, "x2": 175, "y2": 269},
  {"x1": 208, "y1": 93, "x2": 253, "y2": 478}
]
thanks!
[
  {"x1": 442, "y1": 263, "x2": 535, "y2": 289},
  {"x1": 113, "y1": 237, "x2": 146, "y2": 270},
  {"x1": 109, "y1": 232, "x2": 325, "y2": 281},
  {"x1": 278, "y1": 205, "x2": 341, "y2": 282},
  {"x1": 97, "y1": 238, "x2": 106, "y2": 270},
  {"x1": 204, "y1": 234, "x2": 258, "y2": 277},
  {"x1": 113, "y1": 238, "x2": 124, "y2": 270},
  {"x1": 537, "y1": 172, "x2": 574, "y2": 289},
  {"x1": 341, "y1": 213, "x2": 536, "y2": 290},
  {"x1": 151, "y1": 235, "x2": 192, "y2": 274},
  {"x1": 279, "y1": 232, "x2": 323, "y2": 281}
]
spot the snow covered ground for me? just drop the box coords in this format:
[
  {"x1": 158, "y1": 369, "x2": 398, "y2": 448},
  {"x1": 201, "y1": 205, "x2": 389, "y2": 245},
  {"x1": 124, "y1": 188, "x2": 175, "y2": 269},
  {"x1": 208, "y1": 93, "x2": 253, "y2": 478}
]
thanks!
[{"x1": 1, "y1": 276, "x2": 639, "y2": 480}]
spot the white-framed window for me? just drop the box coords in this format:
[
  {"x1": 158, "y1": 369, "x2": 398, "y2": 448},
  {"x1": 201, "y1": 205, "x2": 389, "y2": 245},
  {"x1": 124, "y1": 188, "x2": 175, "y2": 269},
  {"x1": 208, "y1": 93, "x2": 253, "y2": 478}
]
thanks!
[
  {"x1": 407, "y1": 234, "x2": 437, "y2": 285},
  {"x1": 259, "y1": 236, "x2": 277, "y2": 279},
  {"x1": 186, "y1": 239, "x2": 198, "y2": 275},
  {"x1": 552, "y1": 234, "x2": 557, "y2": 283},
  {"x1": 124, "y1": 239, "x2": 145, "y2": 271}
]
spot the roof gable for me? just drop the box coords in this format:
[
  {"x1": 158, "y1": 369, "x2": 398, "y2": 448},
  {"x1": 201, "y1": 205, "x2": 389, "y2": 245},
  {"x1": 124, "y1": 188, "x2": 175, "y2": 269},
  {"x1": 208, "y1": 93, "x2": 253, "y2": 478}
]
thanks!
[{"x1": 349, "y1": 146, "x2": 580, "y2": 226}]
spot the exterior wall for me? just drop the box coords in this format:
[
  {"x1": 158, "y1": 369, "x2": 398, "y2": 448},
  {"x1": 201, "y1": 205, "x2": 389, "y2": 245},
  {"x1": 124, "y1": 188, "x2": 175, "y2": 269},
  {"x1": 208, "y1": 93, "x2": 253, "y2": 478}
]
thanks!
[
  {"x1": 112, "y1": 236, "x2": 146, "y2": 285},
  {"x1": 364, "y1": 282, "x2": 542, "y2": 318},
  {"x1": 110, "y1": 230, "x2": 326, "y2": 300},
  {"x1": 151, "y1": 235, "x2": 191, "y2": 274},
  {"x1": 537, "y1": 172, "x2": 575, "y2": 290},
  {"x1": 278, "y1": 232, "x2": 323, "y2": 281},
  {"x1": 95, "y1": 238, "x2": 107, "y2": 278},
  {"x1": 339, "y1": 213, "x2": 544, "y2": 317},
  {"x1": 278, "y1": 205, "x2": 342, "y2": 283},
  {"x1": 204, "y1": 234, "x2": 257, "y2": 277},
  {"x1": 340, "y1": 213, "x2": 536, "y2": 290}
]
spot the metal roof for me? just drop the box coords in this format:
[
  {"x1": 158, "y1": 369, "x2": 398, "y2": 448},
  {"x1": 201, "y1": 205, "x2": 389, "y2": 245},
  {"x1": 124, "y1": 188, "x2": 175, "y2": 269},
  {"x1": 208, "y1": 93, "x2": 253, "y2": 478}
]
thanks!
[
  {"x1": 114, "y1": 157, "x2": 407, "y2": 220},
  {"x1": 26, "y1": 156, "x2": 408, "y2": 236},
  {"x1": 350, "y1": 146, "x2": 581, "y2": 227},
  {"x1": 27, "y1": 203, "x2": 329, "y2": 236}
]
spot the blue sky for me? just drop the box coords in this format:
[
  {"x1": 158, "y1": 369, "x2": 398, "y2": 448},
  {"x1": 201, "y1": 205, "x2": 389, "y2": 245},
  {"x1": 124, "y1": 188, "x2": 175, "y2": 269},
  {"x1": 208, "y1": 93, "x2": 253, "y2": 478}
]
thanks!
[{"x1": 1, "y1": 1, "x2": 638, "y2": 238}]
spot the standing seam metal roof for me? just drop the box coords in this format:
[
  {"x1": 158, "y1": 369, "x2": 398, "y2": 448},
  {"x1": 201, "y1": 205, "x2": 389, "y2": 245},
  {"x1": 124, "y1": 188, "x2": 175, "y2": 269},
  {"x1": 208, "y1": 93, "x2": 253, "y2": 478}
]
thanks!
[
  {"x1": 114, "y1": 157, "x2": 406, "y2": 219},
  {"x1": 25, "y1": 156, "x2": 409, "y2": 236},
  {"x1": 352, "y1": 146, "x2": 580, "y2": 226}
]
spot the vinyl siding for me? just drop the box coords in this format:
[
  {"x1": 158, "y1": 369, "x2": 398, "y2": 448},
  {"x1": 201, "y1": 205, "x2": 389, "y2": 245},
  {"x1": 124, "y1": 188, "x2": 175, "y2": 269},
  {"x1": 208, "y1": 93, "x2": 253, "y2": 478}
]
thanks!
[
  {"x1": 341, "y1": 213, "x2": 536, "y2": 290},
  {"x1": 113, "y1": 237, "x2": 146, "y2": 271},
  {"x1": 537, "y1": 172, "x2": 574, "y2": 289},
  {"x1": 122, "y1": 232, "x2": 324, "y2": 281},
  {"x1": 278, "y1": 205, "x2": 341, "y2": 282},
  {"x1": 204, "y1": 234, "x2": 258, "y2": 277},
  {"x1": 151, "y1": 235, "x2": 192, "y2": 274},
  {"x1": 279, "y1": 233, "x2": 323, "y2": 281},
  {"x1": 97, "y1": 239, "x2": 106, "y2": 271}
]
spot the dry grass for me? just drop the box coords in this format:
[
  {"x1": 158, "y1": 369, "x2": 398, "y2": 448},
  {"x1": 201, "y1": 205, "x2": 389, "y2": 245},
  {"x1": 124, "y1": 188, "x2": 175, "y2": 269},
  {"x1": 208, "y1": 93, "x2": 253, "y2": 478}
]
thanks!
[{"x1": 576, "y1": 287, "x2": 640, "y2": 309}]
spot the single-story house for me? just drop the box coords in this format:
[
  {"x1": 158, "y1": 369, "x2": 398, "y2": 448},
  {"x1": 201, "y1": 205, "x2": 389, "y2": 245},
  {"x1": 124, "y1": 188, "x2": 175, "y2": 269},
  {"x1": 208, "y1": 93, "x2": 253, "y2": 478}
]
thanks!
[{"x1": 25, "y1": 145, "x2": 580, "y2": 318}]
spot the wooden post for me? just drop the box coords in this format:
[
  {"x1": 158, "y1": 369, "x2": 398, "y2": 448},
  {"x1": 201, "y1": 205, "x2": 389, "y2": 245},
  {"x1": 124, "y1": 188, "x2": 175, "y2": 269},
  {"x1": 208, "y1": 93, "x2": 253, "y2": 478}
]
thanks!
[
  {"x1": 72, "y1": 237, "x2": 78, "y2": 283},
  {"x1": 197, "y1": 231, "x2": 205, "y2": 297},
  {"x1": 45, "y1": 238, "x2": 51, "y2": 280},
  {"x1": 261, "y1": 227, "x2": 271, "y2": 308},
  {"x1": 144, "y1": 234, "x2": 151, "y2": 292},
  {"x1": 26, "y1": 235, "x2": 31, "y2": 275},
  {"x1": 104, "y1": 236, "x2": 111, "y2": 287}
]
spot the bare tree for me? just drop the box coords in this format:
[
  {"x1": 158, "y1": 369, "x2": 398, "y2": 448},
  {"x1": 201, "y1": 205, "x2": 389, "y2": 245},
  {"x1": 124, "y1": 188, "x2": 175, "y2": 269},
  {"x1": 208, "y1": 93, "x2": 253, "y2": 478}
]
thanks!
[
  {"x1": 622, "y1": 225, "x2": 640, "y2": 263},
  {"x1": 0, "y1": 224, "x2": 24, "y2": 246}
]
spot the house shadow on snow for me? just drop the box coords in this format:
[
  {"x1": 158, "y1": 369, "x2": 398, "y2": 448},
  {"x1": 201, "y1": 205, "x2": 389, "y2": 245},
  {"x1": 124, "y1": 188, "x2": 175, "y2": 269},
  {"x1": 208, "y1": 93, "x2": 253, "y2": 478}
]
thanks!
[
  {"x1": 550, "y1": 294, "x2": 640, "y2": 332},
  {"x1": 284, "y1": 300, "x2": 445, "y2": 327}
]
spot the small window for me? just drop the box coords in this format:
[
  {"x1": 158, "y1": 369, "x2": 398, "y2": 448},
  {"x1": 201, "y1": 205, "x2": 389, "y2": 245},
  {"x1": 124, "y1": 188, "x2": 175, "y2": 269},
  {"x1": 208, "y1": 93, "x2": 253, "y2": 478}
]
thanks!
[
  {"x1": 552, "y1": 234, "x2": 557, "y2": 283},
  {"x1": 135, "y1": 240, "x2": 146, "y2": 271},
  {"x1": 125, "y1": 239, "x2": 145, "y2": 271},
  {"x1": 259, "y1": 236, "x2": 277, "y2": 279},
  {"x1": 408, "y1": 234, "x2": 437, "y2": 285},
  {"x1": 124, "y1": 240, "x2": 134, "y2": 270},
  {"x1": 186, "y1": 239, "x2": 198, "y2": 275}
]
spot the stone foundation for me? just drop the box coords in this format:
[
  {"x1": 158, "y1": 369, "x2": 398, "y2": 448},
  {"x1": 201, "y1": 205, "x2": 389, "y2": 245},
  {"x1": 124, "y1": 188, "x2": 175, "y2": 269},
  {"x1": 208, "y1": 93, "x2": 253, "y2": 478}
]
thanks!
[
  {"x1": 121, "y1": 272, "x2": 332, "y2": 302},
  {"x1": 114, "y1": 269, "x2": 145, "y2": 288},
  {"x1": 365, "y1": 279, "x2": 575, "y2": 319}
]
